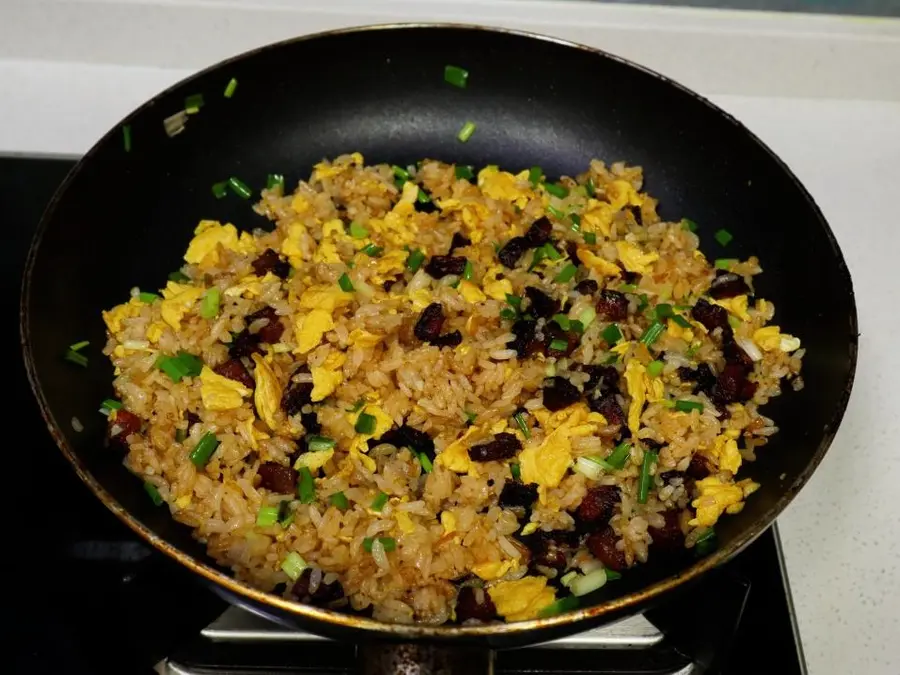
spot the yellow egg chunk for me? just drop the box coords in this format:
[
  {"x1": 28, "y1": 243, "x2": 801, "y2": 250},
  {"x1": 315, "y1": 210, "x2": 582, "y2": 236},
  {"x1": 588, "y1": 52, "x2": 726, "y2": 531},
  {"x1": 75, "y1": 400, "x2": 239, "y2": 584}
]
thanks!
[
  {"x1": 488, "y1": 576, "x2": 556, "y2": 622},
  {"x1": 482, "y1": 266, "x2": 513, "y2": 301},
  {"x1": 605, "y1": 180, "x2": 643, "y2": 211},
  {"x1": 576, "y1": 247, "x2": 622, "y2": 277},
  {"x1": 293, "y1": 309, "x2": 334, "y2": 355},
  {"x1": 615, "y1": 241, "x2": 659, "y2": 275},
  {"x1": 753, "y1": 325, "x2": 801, "y2": 352},
  {"x1": 347, "y1": 404, "x2": 394, "y2": 453},
  {"x1": 184, "y1": 221, "x2": 251, "y2": 268},
  {"x1": 251, "y1": 354, "x2": 283, "y2": 431},
  {"x1": 624, "y1": 359, "x2": 647, "y2": 434},
  {"x1": 348, "y1": 329, "x2": 382, "y2": 349},
  {"x1": 199, "y1": 366, "x2": 251, "y2": 411},
  {"x1": 440, "y1": 511, "x2": 457, "y2": 534},
  {"x1": 689, "y1": 476, "x2": 746, "y2": 528},
  {"x1": 712, "y1": 295, "x2": 751, "y2": 322},
  {"x1": 708, "y1": 434, "x2": 743, "y2": 474},
  {"x1": 477, "y1": 166, "x2": 531, "y2": 208},
  {"x1": 102, "y1": 298, "x2": 143, "y2": 335},
  {"x1": 458, "y1": 280, "x2": 487, "y2": 304},
  {"x1": 436, "y1": 427, "x2": 479, "y2": 474},
  {"x1": 472, "y1": 560, "x2": 516, "y2": 581},
  {"x1": 294, "y1": 448, "x2": 335, "y2": 473},
  {"x1": 582, "y1": 200, "x2": 615, "y2": 237},
  {"x1": 159, "y1": 282, "x2": 205, "y2": 330},
  {"x1": 298, "y1": 285, "x2": 353, "y2": 312},
  {"x1": 395, "y1": 511, "x2": 416, "y2": 534},
  {"x1": 310, "y1": 358, "x2": 344, "y2": 402}
]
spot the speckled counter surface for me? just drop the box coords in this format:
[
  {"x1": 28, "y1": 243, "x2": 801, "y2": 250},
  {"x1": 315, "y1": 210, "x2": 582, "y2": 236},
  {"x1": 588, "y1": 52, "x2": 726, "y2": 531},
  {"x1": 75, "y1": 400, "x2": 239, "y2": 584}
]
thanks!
[{"x1": 2, "y1": 1, "x2": 899, "y2": 672}]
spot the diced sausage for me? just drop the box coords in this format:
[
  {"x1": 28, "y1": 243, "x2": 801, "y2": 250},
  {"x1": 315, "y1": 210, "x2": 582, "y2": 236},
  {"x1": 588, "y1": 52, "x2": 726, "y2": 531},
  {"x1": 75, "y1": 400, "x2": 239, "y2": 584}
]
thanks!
[
  {"x1": 574, "y1": 279, "x2": 598, "y2": 295},
  {"x1": 449, "y1": 232, "x2": 472, "y2": 252},
  {"x1": 246, "y1": 306, "x2": 285, "y2": 344},
  {"x1": 424, "y1": 255, "x2": 467, "y2": 278},
  {"x1": 455, "y1": 586, "x2": 497, "y2": 622},
  {"x1": 648, "y1": 510, "x2": 686, "y2": 552},
  {"x1": 498, "y1": 237, "x2": 529, "y2": 269},
  {"x1": 542, "y1": 377, "x2": 581, "y2": 412},
  {"x1": 596, "y1": 290, "x2": 628, "y2": 321},
  {"x1": 214, "y1": 359, "x2": 255, "y2": 390},
  {"x1": 498, "y1": 481, "x2": 538, "y2": 508},
  {"x1": 708, "y1": 271, "x2": 750, "y2": 300},
  {"x1": 691, "y1": 299, "x2": 729, "y2": 332},
  {"x1": 468, "y1": 433, "x2": 522, "y2": 462},
  {"x1": 576, "y1": 486, "x2": 621, "y2": 527},
  {"x1": 524, "y1": 287, "x2": 560, "y2": 319},
  {"x1": 588, "y1": 394, "x2": 625, "y2": 428},
  {"x1": 257, "y1": 462, "x2": 297, "y2": 494},
  {"x1": 523, "y1": 217, "x2": 553, "y2": 247},
  {"x1": 251, "y1": 248, "x2": 291, "y2": 279},
  {"x1": 109, "y1": 409, "x2": 141, "y2": 443},
  {"x1": 586, "y1": 527, "x2": 628, "y2": 572}
]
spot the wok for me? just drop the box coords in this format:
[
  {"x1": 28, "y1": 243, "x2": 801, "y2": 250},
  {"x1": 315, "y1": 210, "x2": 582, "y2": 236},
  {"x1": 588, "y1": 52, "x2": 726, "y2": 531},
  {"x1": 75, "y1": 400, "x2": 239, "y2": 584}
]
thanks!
[{"x1": 21, "y1": 23, "x2": 856, "y2": 671}]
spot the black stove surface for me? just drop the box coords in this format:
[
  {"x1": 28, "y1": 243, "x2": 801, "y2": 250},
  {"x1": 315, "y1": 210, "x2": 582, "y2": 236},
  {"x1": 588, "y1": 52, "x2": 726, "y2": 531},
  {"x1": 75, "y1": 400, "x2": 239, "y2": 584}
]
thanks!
[{"x1": 7, "y1": 156, "x2": 805, "y2": 675}]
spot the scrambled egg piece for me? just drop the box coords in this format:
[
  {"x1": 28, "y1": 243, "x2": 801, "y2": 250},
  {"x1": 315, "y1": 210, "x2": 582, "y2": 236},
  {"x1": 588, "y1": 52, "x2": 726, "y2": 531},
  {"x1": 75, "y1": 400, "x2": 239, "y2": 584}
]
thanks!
[
  {"x1": 488, "y1": 576, "x2": 556, "y2": 622},
  {"x1": 615, "y1": 241, "x2": 658, "y2": 275},
  {"x1": 298, "y1": 285, "x2": 353, "y2": 312},
  {"x1": 482, "y1": 266, "x2": 513, "y2": 301},
  {"x1": 102, "y1": 298, "x2": 143, "y2": 334},
  {"x1": 294, "y1": 309, "x2": 334, "y2": 355},
  {"x1": 311, "y1": 153, "x2": 363, "y2": 181},
  {"x1": 348, "y1": 329, "x2": 381, "y2": 349},
  {"x1": 251, "y1": 354, "x2": 282, "y2": 431},
  {"x1": 239, "y1": 417, "x2": 270, "y2": 450},
  {"x1": 146, "y1": 321, "x2": 167, "y2": 343},
  {"x1": 408, "y1": 288, "x2": 434, "y2": 311},
  {"x1": 281, "y1": 223, "x2": 310, "y2": 267},
  {"x1": 753, "y1": 325, "x2": 801, "y2": 352},
  {"x1": 605, "y1": 180, "x2": 643, "y2": 211},
  {"x1": 521, "y1": 522, "x2": 540, "y2": 536},
  {"x1": 371, "y1": 249, "x2": 409, "y2": 285},
  {"x1": 690, "y1": 476, "x2": 759, "y2": 527},
  {"x1": 294, "y1": 448, "x2": 334, "y2": 473},
  {"x1": 436, "y1": 199, "x2": 492, "y2": 244},
  {"x1": 440, "y1": 511, "x2": 457, "y2": 535},
  {"x1": 582, "y1": 200, "x2": 615, "y2": 237},
  {"x1": 312, "y1": 238, "x2": 342, "y2": 264},
  {"x1": 347, "y1": 404, "x2": 394, "y2": 453},
  {"x1": 367, "y1": 183, "x2": 420, "y2": 248},
  {"x1": 435, "y1": 427, "x2": 480, "y2": 474},
  {"x1": 472, "y1": 560, "x2": 516, "y2": 581},
  {"x1": 160, "y1": 281, "x2": 205, "y2": 330},
  {"x1": 477, "y1": 166, "x2": 531, "y2": 208},
  {"x1": 458, "y1": 280, "x2": 487, "y2": 304},
  {"x1": 708, "y1": 435, "x2": 742, "y2": 474},
  {"x1": 712, "y1": 295, "x2": 751, "y2": 322},
  {"x1": 521, "y1": 405, "x2": 605, "y2": 496},
  {"x1": 624, "y1": 360, "x2": 647, "y2": 434},
  {"x1": 199, "y1": 366, "x2": 252, "y2": 410},
  {"x1": 224, "y1": 272, "x2": 279, "y2": 299},
  {"x1": 310, "y1": 351, "x2": 346, "y2": 402},
  {"x1": 184, "y1": 221, "x2": 255, "y2": 268},
  {"x1": 395, "y1": 511, "x2": 416, "y2": 535},
  {"x1": 576, "y1": 247, "x2": 622, "y2": 278},
  {"x1": 667, "y1": 317, "x2": 694, "y2": 342}
]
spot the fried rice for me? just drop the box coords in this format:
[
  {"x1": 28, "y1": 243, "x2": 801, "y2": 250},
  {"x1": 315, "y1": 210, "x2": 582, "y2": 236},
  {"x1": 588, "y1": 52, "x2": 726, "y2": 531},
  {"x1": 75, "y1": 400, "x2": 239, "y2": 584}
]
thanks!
[{"x1": 101, "y1": 154, "x2": 803, "y2": 624}]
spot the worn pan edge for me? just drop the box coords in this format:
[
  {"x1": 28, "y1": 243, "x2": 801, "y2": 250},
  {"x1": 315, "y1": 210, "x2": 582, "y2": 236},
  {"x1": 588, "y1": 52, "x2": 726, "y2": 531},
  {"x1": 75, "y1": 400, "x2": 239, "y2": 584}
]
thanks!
[{"x1": 19, "y1": 21, "x2": 858, "y2": 641}]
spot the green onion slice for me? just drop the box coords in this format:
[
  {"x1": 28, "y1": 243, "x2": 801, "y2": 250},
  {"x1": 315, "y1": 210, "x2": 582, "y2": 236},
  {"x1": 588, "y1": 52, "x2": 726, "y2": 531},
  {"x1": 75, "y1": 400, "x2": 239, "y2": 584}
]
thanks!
[
  {"x1": 444, "y1": 64, "x2": 469, "y2": 88},
  {"x1": 552, "y1": 314, "x2": 571, "y2": 331},
  {"x1": 462, "y1": 260, "x2": 474, "y2": 281},
  {"x1": 256, "y1": 505, "x2": 280, "y2": 527},
  {"x1": 547, "y1": 204, "x2": 566, "y2": 220},
  {"x1": 584, "y1": 232, "x2": 597, "y2": 245},
  {"x1": 169, "y1": 270, "x2": 190, "y2": 283},
  {"x1": 513, "y1": 412, "x2": 531, "y2": 439},
  {"x1": 505, "y1": 294, "x2": 523, "y2": 310},
  {"x1": 464, "y1": 410, "x2": 478, "y2": 424},
  {"x1": 555, "y1": 263, "x2": 578, "y2": 283},
  {"x1": 682, "y1": 218, "x2": 699, "y2": 233},
  {"x1": 348, "y1": 221, "x2": 369, "y2": 239},
  {"x1": 454, "y1": 165, "x2": 475, "y2": 181},
  {"x1": 419, "y1": 453, "x2": 434, "y2": 473},
  {"x1": 211, "y1": 181, "x2": 228, "y2": 199},
  {"x1": 544, "y1": 182, "x2": 569, "y2": 199},
  {"x1": 138, "y1": 291, "x2": 159, "y2": 303},
  {"x1": 714, "y1": 229, "x2": 733, "y2": 246},
  {"x1": 538, "y1": 595, "x2": 579, "y2": 618},
  {"x1": 143, "y1": 481, "x2": 164, "y2": 506},
  {"x1": 585, "y1": 178, "x2": 596, "y2": 197},
  {"x1": 122, "y1": 124, "x2": 132, "y2": 152},
  {"x1": 672, "y1": 315, "x2": 692, "y2": 329},
  {"x1": 637, "y1": 450, "x2": 658, "y2": 504},
  {"x1": 189, "y1": 432, "x2": 220, "y2": 467},
  {"x1": 307, "y1": 435, "x2": 336, "y2": 452},
  {"x1": 224, "y1": 77, "x2": 238, "y2": 98},
  {"x1": 297, "y1": 467, "x2": 316, "y2": 503},
  {"x1": 639, "y1": 321, "x2": 665, "y2": 346},
  {"x1": 417, "y1": 187, "x2": 431, "y2": 204},
  {"x1": 200, "y1": 287, "x2": 220, "y2": 319},
  {"x1": 227, "y1": 176, "x2": 252, "y2": 199},
  {"x1": 330, "y1": 491, "x2": 350, "y2": 510},
  {"x1": 605, "y1": 442, "x2": 632, "y2": 470},
  {"x1": 675, "y1": 399, "x2": 704, "y2": 413},
  {"x1": 184, "y1": 93, "x2": 204, "y2": 113},
  {"x1": 101, "y1": 399, "x2": 123, "y2": 412},
  {"x1": 361, "y1": 243, "x2": 383, "y2": 257},
  {"x1": 69, "y1": 340, "x2": 90, "y2": 352},
  {"x1": 510, "y1": 463, "x2": 521, "y2": 480},
  {"x1": 528, "y1": 166, "x2": 543, "y2": 186},
  {"x1": 338, "y1": 273, "x2": 355, "y2": 293},
  {"x1": 391, "y1": 165, "x2": 410, "y2": 182},
  {"x1": 647, "y1": 360, "x2": 665, "y2": 377},
  {"x1": 602, "y1": 323, "x2": 623, "y2": 345},
  {"x1": 280, "y1": 551, "x2": 308, "y2": 580},
  {"x1": 457, "y1": 121, "x2": 476, "y2": 143},
  {"x1": 715, "y1": 258, "x2": 738, "y2": 270},
  {"x1": 266, "y1": 173, "x2": 284, "y2": 190},
  {"x1": 370, "y1": 491, "x2": 388, "y2": 512},
  {"x1": 355, "y1": 412, "x2": 376, "y2": 435},
  {"x1": 407, "y1": 249, "x2": 426, "y2": 272},
  {"x1": 277, "y1": 500, "x2": 294, "y2": 526},
  {"x1": 346, "y1": 399, "x2": 365, "y2": 413},
  {"x1": 549, "y1": 338, "x2": 569, "y2": 352},
  {"x1": 605, "y1": 568, "x2": 623, "y2": 580},
  {"x1": 65, "y1": 349, "x2": 90, "y2": 368},
  {"x1": 363, "y1": 536, "x2": 397, "y2": 553}
]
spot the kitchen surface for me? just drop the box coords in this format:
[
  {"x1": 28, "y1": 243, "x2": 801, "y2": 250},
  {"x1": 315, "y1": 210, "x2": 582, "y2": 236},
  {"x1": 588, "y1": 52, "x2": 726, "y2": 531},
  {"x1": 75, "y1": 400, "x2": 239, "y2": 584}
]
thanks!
[{"x1": 4, "y1": 1, "x2": 899, "y2": 674}]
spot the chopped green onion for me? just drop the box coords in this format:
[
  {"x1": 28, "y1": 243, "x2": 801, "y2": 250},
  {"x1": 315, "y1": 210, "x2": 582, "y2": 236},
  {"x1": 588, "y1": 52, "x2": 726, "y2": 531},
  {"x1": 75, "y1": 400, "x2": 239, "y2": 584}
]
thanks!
[
  {"x1": 297, "y1": 467, "x2": 315, "y2": 503},
  {"x1": 355, "y1": 412, "x2": 376, "y2": 435},
  {"x1": 464, "y1": 410, "x2": 478, "y2": 424},
  {"x1": 538, "y1": 595, "x2": 579, "y2": 618},
  {"x1": 505, "y1": 294, "x2": 523, "y2": 310},
  {"x1": 227, "y1": 176, "x2": 252, "y2": 199},
  {"x1": 417, "y1": 187, "x2": 431, "y2": 204},
  {"x1": 528, "y1": 166, "x2": 543, "y2": 186},
  {"x1": 189, "y1": 432, "x2": 220, "y2": 467},
  {"x1": 391, "y1": 165, "x2": 410, "y2": 182},
  {"x1": 603, "y1": 353, "x2": 619, "y2": 365},
  {"x1": 686, "y1": 342, "x2": 702, "y2": 357},
  {"x1": 122, "y1": 124, "x2": 132, "y2": 152},
  {"x1": 672, "y1": 315, "x2": 692, "y2": 329},
  {"x1": 569, "y1": 568, "x2": 609, "y2": 596},
  {"x1": 570, "y1": 322, "x2": 585, "y2": 338},
  {"x1": 307, "y1": 435, "x2": 336, "y2": 452},
  {"x1": 586, "y1": 178, "x2": 596, "y2": 197},
  {"x1": 280, "y1": 551, "x2": 308, "y2": 581},
  {"x1": 544, "y1": 182, "x2": 569, "y2": 199},
  {"x1": 69, "y1": 340, "x2": 90, "y2": 352},
  {"x1": 714, "y1": 229, "x2": 733, "y2": 246},
  {"x1": 137, "y1": 291, "x2": 159, "y2": 303},
  {"x1": 224, "y1": 77, "x2": 238, "y2": 98},
  {"x1": 552, "y1": 314, "x2": 571, "y2": 331},
  {"x1": 654, "y1": 303, "x2": 674, "y2": 320},
  {"x1": 682, "y1": 218, "x2": 698, "y2": 233},
  {"x1": 727, "y1": 315, "x2": 740, "y2": 329},
  {"x1": 715, "y1": 258, "x2": 738, "y2": 270},
  {"x1": 361, "y1": 243, "x2": 383, "y2": 257},
  {"x1": 602, "y1": 323, "x2": 623, "y2": 345},
  {"x1": 549, "y1": 338, "x2": 569, "y2": 352},
  {"x1": 505, "y1": 465, "x2": 520, "y2": 484},
  {"x1": 348, "y1": 221, "x2": 369, "y2": 239},
  {"x1": 266, "y1": 173, "x2": 284, "y2": 191},
  {"x1": 605, "y1": 568, "x2": 622, "y2": 581},
  {"x1": 584, "y1": 232, "x2": 597, "y2": 245},
  {"x1": 454, "y1": 165, "x2": 475, "y2": 181},
  {"x1": 256, "y1": 505, "x2": 280, "y2": 527},
  {"x1": 370, "y1": 491, "x2": 388, "y2": 512},
  {"x1": 169, "y1": 270, "x2": 190, "y2": 283},
  {"x1": 175, "y1": 428, "x2": 187, "y2": 443},
  {"x1": 363, "y1": 536, "x2": 397, "y2": 553},
  {"x1": 407, "y1": 249, "x2": 426, "y2": 272},
  {"x1": 547, "y1": 204, "x2": 566, "y2": 220},
  {"x1": 457, "y1": 121, "x2": 476, "y2": 142},
  {"x1": 338, "y1": 273, "x2": 355, "y2": 293},
  {"x1": 211, "y1": 181, "x2": 228, "y2": 199},
  {"x1": 579, "y1": 455, "x2": 614, "y2": 475},
  {"x1": 605, "y1": 442, "x2": 632, "y2": 470},
  {"x1": 101, "y1": 399, "x2": 123, "y2": 412},
  {"x1": 200, "y1": 287, "x2": 220, "y2": 319},
  {"x1": 570, "y1": 214, "x2": 582, "y2": 232},
  {"x1": 542, "y1": 243, "x2": 561, "y2": 261},
  {"x1": 143, "y1": 481, "x2": 163, "y2": 506},
  {"x1": 637, "y1": 450, "x2": 658, "y2": 504},
  {"x1": 499, "y1": 308, "x2": 517, "y2": 321},
  {"x1": 330, "y1": 491, "x2": 350, "y2": 510},
  {"x1": 277, "y1": 500, "x2": 294, "y2": 526},
  {"x1": 639, "y1": 320, "x2": 665, "y2": 346},
  {"x1": 579, "y1": 307, "x2": 597, "y2": 328},
  {"x1": 346, "y1": 399, "x2": 365, "y2": 413},
  {"x1": 419, "y1": 452, "x2": 434, "y2": 473},
  {"x1": 647, "y1": 360, "x2": 665, "y2": 377},
  {"x1": 694, "y1": 527, "x2": 717, "y2": 556},
  {"x1": 462, "y1": 260, "x2": 474, "y2": 281},
  {"x1": 619, "y1": 283, "x2": 637, "y2": 293},
  {"x1": 675, "y1": 399, "x2": 704, "y2": 413},
  {"x1": 513, "y1": 412, "x2": 531, "y2": 439},
  {"x1": 184, "y1": 93, "x2": 204, "y2": 113},
  {"x1": 637, "y1": 294, "x2": 649, "y2": 311},
  {"x1": 156, "y1": 351, "x2": 203, "y2": 383},
  {"x1": 444, "y1": 64, "x2": 469, "y2": 88},
  {"x1": 555, "y1": 263, "x2": 578, "y2": 283}
]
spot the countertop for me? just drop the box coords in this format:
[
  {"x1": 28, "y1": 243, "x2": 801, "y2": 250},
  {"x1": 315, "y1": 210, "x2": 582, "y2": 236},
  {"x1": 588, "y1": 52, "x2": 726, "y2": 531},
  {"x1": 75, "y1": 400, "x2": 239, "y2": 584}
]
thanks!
[{"x1": 3, "y1": 1, "x2": 899, "y2": 673}]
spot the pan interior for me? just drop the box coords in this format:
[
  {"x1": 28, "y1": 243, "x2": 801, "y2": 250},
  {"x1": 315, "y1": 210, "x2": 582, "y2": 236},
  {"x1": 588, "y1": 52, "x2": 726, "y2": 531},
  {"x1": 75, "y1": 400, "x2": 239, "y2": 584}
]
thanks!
[{"x1": 22, "y1": 25, "x2": 855, "y2": 642}]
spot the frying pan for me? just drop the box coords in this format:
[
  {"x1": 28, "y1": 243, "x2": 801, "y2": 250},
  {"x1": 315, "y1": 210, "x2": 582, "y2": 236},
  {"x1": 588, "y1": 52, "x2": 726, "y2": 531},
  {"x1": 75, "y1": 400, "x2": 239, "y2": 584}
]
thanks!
[{"x1": 21, "y1": 23, "x2": 856, "y2": 671}]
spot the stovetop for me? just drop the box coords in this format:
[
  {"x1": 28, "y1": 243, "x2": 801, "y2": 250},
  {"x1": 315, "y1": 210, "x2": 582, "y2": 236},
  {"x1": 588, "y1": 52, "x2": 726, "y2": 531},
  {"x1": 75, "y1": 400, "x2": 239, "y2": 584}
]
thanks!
[{"x1": 8, "y1": 156, "x2": 806, "y2": 675}]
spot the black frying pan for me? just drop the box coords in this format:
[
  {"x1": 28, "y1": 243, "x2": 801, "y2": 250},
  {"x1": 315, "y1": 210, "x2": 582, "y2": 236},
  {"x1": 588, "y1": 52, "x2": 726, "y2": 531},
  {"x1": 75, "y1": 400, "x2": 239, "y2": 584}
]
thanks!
[{"x1": 21, "y1": 23, "x2": 856, "y2": 665}]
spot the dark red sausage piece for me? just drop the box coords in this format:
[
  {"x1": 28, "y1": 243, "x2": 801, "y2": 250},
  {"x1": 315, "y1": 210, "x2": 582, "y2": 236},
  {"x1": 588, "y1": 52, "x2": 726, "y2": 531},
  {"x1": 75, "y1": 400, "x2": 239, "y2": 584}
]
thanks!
[
  {"x1": 257, "y1": 462, "x2": 298, "y2": 494},
  {"x1": 468, "y1": 433, "x2": 522, "y2": 462},
  {"x1": 576, "y1": 486, "x2": 621, "y2": 527},
  {"x1": 246, "y1": 306, "x2": 285, "y2": 344},
  {"x1": 498, "y1": 481, "x2": 538, "y2": 508},
  {"x1": 214, "y1": 359, "x2": 255, "y2": 390},
  {"x1": 523, "y1": 217, "x2": 552, "y2": 247},
  {"x1": 648, "y1": 509, "x2": 686, "y2": 552},
  {"x1": 542, "y1": 376, "x2": 581, "y2": 412},
  {"x1": 455, "y1": 586, "x2": 497, "y2": 622},
  {"x1": 586, "y1": 526, "x2": 628, "y2": 572},
  {"x1": 574, "y1": 279, "x2": 599, "y2": 295},
  {"x1": 596, "y1": 290, "x2": 629, "y2": 321},
  {"x1": 425, "y1": 255, "x2": 467, "y2": 279},
  {"x1": 109, "y1": 409, "x2": 141, "y2": 442},
  {"x1": 524, "y1": 287, "x2": 560, "y2": 319},
  {"x1": 498, "y1": 237, "x2": 529, "y2": 269},
  {"x1": 708, "y1": 271, "x2": 750, "y2": 300},
  {"x1": 588, "y1": 394, "x2": 625, "y2": 428},
  {"x1": 251, "y1": 248, "x2": 291, "y2": 279},
  {"x1": 691, "y1": 299, "x2": 729, "y2": 332}
]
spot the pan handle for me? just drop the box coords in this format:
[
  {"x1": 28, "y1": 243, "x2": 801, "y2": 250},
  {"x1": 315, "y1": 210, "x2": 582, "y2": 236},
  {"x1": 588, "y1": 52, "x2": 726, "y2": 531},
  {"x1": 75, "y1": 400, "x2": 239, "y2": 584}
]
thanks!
[{"x1": 357, "y1": 642, "x2": 494, "y2": 674}]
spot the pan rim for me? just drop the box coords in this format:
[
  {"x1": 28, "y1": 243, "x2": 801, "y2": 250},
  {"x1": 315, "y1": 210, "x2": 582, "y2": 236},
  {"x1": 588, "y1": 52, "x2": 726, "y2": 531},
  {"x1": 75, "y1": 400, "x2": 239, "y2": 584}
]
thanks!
[{"x1": 19, "y1": 21, "x2": 858, "y2": 640}]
